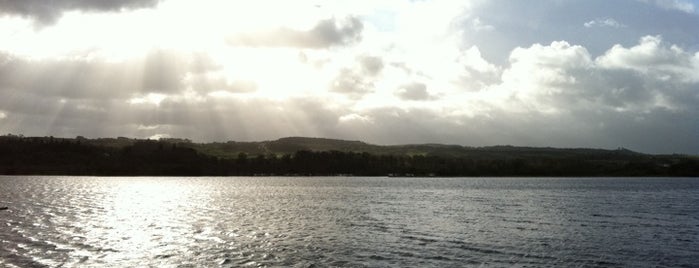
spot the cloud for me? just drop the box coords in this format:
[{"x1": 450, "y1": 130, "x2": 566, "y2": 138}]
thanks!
[
  {"x1": 639, "y1": 0, "x2": 696, "y2": 13},
  {"x1": 462, "y1": 0, "x2": 699, "y2": 64},
  {"x1": 330, "y1": 68, "x2": 374, "y2": 98},
  {"x1": 358, "y1": 56, "x2": 384, "y2": 76},
  {"x1": 0, "y1": 0, "x2": 161, "y2": 25},
  {"x1": 486, "y1": 36, "x2": 699, "y2": 152},
  {"x1": 0, "y1": 52, "x2": 135, "y2": 101},
  {"x1": 502, "y1": 37, "x2": 685, "y2": 111},
  {"x1": 140, "y1": 50, "x2": 187, "y2": 93},
  {"x1": 594, "y1": 35, "x2": 699, "y2": 109},
  {"x1": 0, "y1": 50, "x2": 223, "y2": 101},
  {"x1": 228, "y1": 17, "x2": 363, "y2": 49},
  {"x1": 455, "y1": 46, "x2": 502, "y2": 90},
  {"x1": 596, "y1": 35, "x2": 699, "y2": 82},
  {"x1": 584, "y1": 18, "x2": 627, "y2": 28},
  {"x1": 395, "y1": 83, "x2": 434, "y2": 101},
  {"x1": 501, "y1": 40, "x2": 594, "y2": 106},
  {"x1": 189, "y1": 77, "x2": 258, "y2": 95},
  {"x1": 328, "y1": 55, "x2": 386, "y2": 98},
  {"x1": 471, "y1": 17, "x2": 495, "y2": 32}
]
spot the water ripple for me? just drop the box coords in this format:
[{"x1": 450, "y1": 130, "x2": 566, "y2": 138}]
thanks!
[{"x1": 0, "y1": 176, "x2": 698, "y2": 267}]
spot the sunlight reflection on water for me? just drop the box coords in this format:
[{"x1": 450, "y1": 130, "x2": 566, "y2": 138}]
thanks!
[
  {"x1": 0, "y1": 176, "x2": 698, "y2": 267},
  {"x1": 92, "y1": 180, "x2": 196, "y2": 265}
]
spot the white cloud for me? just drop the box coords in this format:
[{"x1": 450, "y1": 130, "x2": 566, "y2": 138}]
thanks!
[
  {"x1": 597, "y1": 35, "x2": 699, "y2": 83},
  {"x1": 476, "y1": 35, "x2": 699, "y2": 145},
  {"x1": 460, "y1": 46, "x2": 500, "y2": 74},
  {"x1": 454, "y1": 46, "x2": 502, "y2": 91},
  {"x1": 499, "y1": 41, "x2": 594, "y2": 111},
  {"x1": 584, "y1": 18, "x2": 627, "y2": 28},
  {"x1": 639, "y1": 0, "x2": 696, "y2": 13}
]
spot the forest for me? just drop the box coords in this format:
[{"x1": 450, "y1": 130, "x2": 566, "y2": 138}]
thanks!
[{"x1": 0, "y1": 135, "x2": 697, "y2": 176}]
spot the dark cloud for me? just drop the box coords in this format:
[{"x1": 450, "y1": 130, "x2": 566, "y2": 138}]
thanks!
[
  {"x1": 105, "y1": 97, "x2": 346, "y2": 142},
  {"x1": 2, "y1": 76, "x2": 697, "y2": 154},
  {"x1": 395, "y1": 83, "x2": 434, "y2": 101},
  {"x1": 140, "y1": 51, "x2": 187, "y2": 93},
  {"x1": 0, "y1": 52, "x2": 134, "y2": 100},
  {"x1": 0, "y1": 50, "x2": 225, "y2": 105},
  {"x1": 333, "y1": 104, "x2": 699, "y2": 154},
  {"x1": 0, "y1": 0, "x2": 161, "y2": 25},
  {"x1": 358, "y1": 56, "x2": 384, "y2": 76},
  {"x1": 330, "y1": 68, "x2": 374, "y2": 98},
  {"x1": 139, "y1": 50, "x2": 224, "y2": 94},
  {"x1": 328, "y1": 55, "x2": 386, "y2": 98},
  {"x1": 228, "y1": 17, "x2": 363, "y2": 48},
  {"x1": 0, "y1": 51, "x2": 345, "y2": 142}
]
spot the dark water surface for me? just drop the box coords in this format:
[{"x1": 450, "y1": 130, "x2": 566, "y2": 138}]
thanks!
[{"x1": 1, "y1": 176, "x2": 697, "y2": 267}]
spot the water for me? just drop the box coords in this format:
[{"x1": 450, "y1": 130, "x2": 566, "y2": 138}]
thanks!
[{"x1": 0, "y1": 176, "x2": 697, "y2": 267}]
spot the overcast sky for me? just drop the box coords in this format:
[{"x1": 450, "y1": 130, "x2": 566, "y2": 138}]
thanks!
[{"x1": 1, "y1": 0, "x2": 698, "y2": 153}]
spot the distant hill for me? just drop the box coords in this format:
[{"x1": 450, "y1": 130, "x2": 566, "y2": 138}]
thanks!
[
  {"x1": 188, "y1": 137, "x2": 381, "y2": 158},
  {"x1": 183, "y1": 136, "x2": 646, "y2": 160},
  {"x1": 0, "y1": 134, "x2": 697, "y2": 176}
]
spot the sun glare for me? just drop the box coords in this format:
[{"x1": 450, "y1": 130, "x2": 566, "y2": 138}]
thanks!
[
  {"x1": 21, "y1": 0, "x2": 357, "y2": 102},
  {"x1": 0, "y1": 1, "x2": 331, "y2": 59},
  {"x1": 87, "y1": 179, "x2": 198, "y2": 263}
]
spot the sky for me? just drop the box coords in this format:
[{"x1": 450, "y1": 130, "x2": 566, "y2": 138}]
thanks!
[{"x1": 0, "y1": 0, "x2": 698, "y2": 154}]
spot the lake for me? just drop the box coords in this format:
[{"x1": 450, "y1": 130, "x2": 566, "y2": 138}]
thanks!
[{"x1": 0, "y1": 176, "x2": 697, "y2": 267}]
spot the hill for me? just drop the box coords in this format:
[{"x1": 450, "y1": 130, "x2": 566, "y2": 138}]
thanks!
[
  {"x1": 0, "y1": 134, "x2": 697, "y2": 176},
  {"x1": 186, "y1": 136, "x2": 646, "y2": 160}
]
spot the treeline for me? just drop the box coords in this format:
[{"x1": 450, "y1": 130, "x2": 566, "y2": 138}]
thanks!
[{"x1": 0, "y1": 135, "x2": 698, "y2": 176}]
